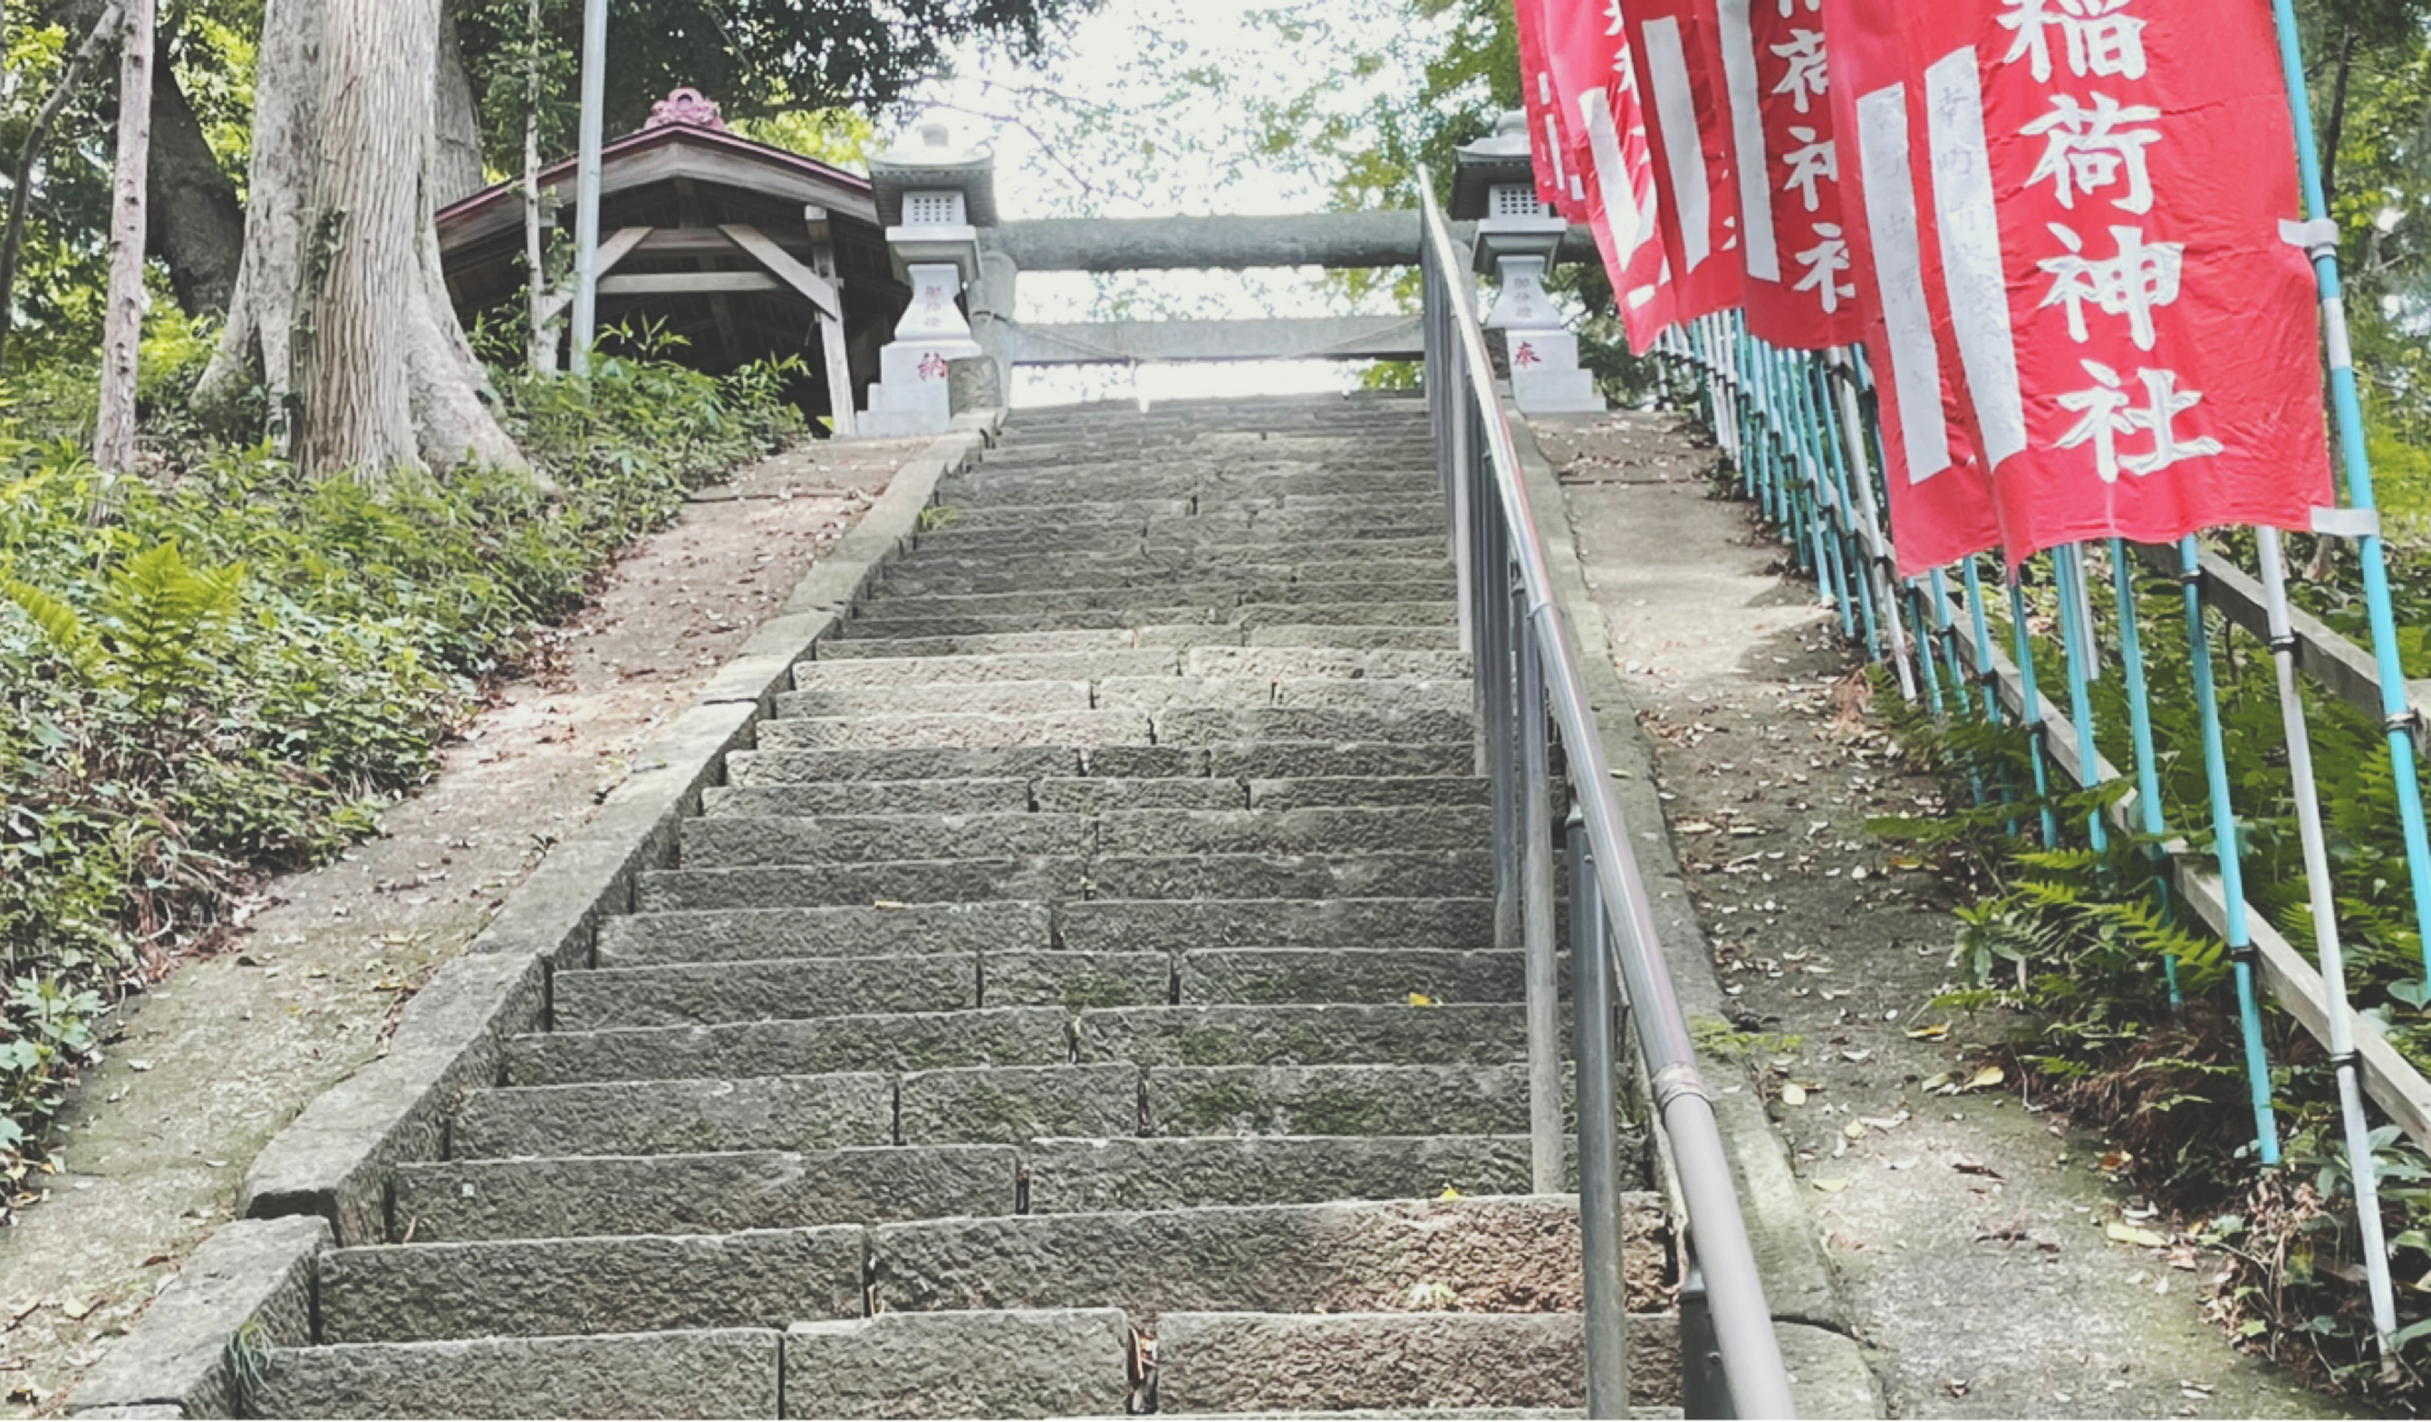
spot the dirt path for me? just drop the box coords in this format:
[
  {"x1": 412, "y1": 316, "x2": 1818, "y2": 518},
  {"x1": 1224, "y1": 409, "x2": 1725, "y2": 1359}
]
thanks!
[
  {"x1": 1543, "y1": 411, "x2": 2345, "y2": 1420},
  {"x1": 0, "y1": 434, "x2": 932, "y2": 1415}
]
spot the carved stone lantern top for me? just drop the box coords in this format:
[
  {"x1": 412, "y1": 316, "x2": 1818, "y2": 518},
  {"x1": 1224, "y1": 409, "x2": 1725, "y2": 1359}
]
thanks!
[
  {"x1": 644, "y1": 88, "x2": 729, "y2": 132},
  {"x1": 870, "y1": 113, "x2": 999, "y2": 228}
]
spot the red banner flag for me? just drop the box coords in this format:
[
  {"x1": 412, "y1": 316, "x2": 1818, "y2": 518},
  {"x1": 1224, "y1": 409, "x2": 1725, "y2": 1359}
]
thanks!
[
  {"x1": 1713, "y1": 0, "x2": 1866, "y2": 349},
  {"x1": 1623, "y1": 0, "x2": 1747, "y2": 323},
  {"x1": 1515, "y1": 0, "x2": 1588, "y2": 218},
  {"x1": 1545, "y1": 0, "x2": 1681, "y2": 351},
  {"x1": 1822, "y1": 0, "x2": 2004, "y2": 575},
  {"x1": 1896, "y1": 0, "x2": 2331, "y2": 563}
]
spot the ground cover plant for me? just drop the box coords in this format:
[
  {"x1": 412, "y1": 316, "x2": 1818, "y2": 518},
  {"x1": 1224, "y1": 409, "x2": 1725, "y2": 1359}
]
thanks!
[{"x1": 0, "y1": 315, "x2": 799, "y2": 1206}]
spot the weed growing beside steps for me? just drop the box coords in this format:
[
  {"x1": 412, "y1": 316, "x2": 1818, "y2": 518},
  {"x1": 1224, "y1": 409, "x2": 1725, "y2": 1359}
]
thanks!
[{"x1": 0, "y1": 324, "x2": 800, "y2": 1204}]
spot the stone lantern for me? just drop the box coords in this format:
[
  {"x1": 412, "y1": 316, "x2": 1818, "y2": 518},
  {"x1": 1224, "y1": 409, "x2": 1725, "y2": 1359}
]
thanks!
[
  {"x1": 861, "y1": 116, "x2": 1000, "y2": 436},
  {"x1": 1451, "y1": 112, "x2": 1602, "y2": 414}
]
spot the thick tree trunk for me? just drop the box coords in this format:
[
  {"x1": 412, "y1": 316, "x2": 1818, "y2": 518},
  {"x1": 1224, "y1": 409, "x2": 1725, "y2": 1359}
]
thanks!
[
  {"x1": 432, "y1": 0, "x2": 489, "y2": 209},
  {"x1": 199, "y1": 0, "x2": 523, "y2": 479},
  {"x1": 146, "y1": 62, "x2": 244, "y2": 317},
  {"x1": 95, "y1": 0, "x2": 155, "y2": 474}
]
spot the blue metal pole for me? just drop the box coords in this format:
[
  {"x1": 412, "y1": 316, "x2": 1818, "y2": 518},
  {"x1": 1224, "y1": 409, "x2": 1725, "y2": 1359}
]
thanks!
[
  {"x1": 1964, "y1": 557, "x2": 2023, "y2": 833},
  {"x1": 1803, "y1": 355, "x2": 1876, "y2": 652},
  {"x1": 2179, "y1": 536, "x2": 2284, "y2": 1165},
  {"x1": 2052, "y1": 546, "x2": 2110, "y2": 855},
  {"x1": 2108, "y1": 539, "x2": 2182, "y2": 1008},
  {"x1": 2268, "y1": 0, "x2": 2431, "y2": 989},
  {"x1": 2007, "y1": 576, "x2": 2063, "y2": 848}
]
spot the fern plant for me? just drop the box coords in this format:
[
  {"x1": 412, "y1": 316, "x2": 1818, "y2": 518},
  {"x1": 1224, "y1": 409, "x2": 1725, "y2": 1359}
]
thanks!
[{"x1": 3, "y1": 540, "x2": 244, "y2": 717}]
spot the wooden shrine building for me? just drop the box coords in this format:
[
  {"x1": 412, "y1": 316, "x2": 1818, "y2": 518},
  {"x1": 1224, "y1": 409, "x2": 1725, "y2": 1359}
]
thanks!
[{"x1": 435, "y1": 89, "x2": 904, "y2": 433}]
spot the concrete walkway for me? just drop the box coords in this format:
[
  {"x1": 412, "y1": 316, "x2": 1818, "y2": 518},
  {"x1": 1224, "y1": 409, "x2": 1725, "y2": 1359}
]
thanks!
[{"x1": 1544, "y1": 410, "x2": 2345, "y2": 1420}]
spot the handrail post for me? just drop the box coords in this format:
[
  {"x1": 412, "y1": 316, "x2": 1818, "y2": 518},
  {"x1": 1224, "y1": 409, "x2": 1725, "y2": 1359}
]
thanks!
[
  {"x1": 1521, "y1": 611, "x2": 1563, "y2": 1193},
  {"x1": 1570, "y1": 805, "x2": 1629, "y2": 1418}
]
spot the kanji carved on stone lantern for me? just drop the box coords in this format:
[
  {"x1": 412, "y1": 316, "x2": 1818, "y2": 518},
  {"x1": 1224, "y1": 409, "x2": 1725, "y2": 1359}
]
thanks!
[
  {"x1": 1452, "y1": 111, "x2": 1602, "y2": 415},
  {"x1": 860, "y1": 116, "x2": 1000, "y2": 436}
]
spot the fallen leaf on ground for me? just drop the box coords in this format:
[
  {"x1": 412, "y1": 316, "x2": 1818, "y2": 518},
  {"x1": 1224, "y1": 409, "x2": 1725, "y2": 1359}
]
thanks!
[
  {"x1": 1967, "y1": 1065, "x2": 2006, "y2": 1090},
  {"x1": 1812, "y1": 1176, "x2": 1850, "y2": 1193},
  {"x1": 1907, "y1": 1024, "x2": 1950, "y2": 1040},
  {"x1": 1780, "y1": 1082, "x2": 1808, "y2": 1107},
  {"x1": 2107, "y1": 1221, "x2": 2170, "y2": 1248}
]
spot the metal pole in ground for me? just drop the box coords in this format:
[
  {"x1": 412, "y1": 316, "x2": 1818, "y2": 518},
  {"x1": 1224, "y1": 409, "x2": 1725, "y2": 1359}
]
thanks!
[
  {"x1": 2256, "y1": 526, "x2": 2397, "y2": 1351},
  {"x1": 2105, "y1": 539, "x2": 2182, "y2": 1008},
  {"x1": 2004, "y1": 576, "x2": 2062, "y2": 847},
  {"x1": 1960, "y1": 558, "x2": 2022, "y2": 834},
  {"x1": 2267, "y1": 0, "x2": 2431, "y2": 992},
  {"x1": 568, "y1": 0, "x2": 609, "y2": 375},
  {"x1": 1568, "y1": 805, "x2": 1629, "y2": 1418},
  {"x1": 1828, "y1": 348, "x2": 1920, "y2": 700},
  {"x1": 2049, "y1": 545, "x2": 2110, "y2": 855},
  {"x1": 2176, "y1": 536, "x2": 2285, "y2": 1166},
  {"x1": 1520, "y1": 613, "x2": 1564, "y2": 1194}
]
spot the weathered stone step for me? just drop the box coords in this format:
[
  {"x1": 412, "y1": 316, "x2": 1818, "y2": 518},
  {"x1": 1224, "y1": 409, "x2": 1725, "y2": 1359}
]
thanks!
[
  {"x1": 1246, "y1": 775, "x2": 1488, "y2": 809},
  {"x1": 394, "y1": 1146, "x2": 1019, "y2": 1240},
  {"x1": 1093, "y1": 807, "x2": 1486, "y2": 858},
  {"x1": 899, "y1": 1062, "x2": 1142, "y2": 1142},
  {"x1": 1204, "y1": 742, "x2": 1472, "y2": 779},
  {"x1": 502, "y1": 1007, "x2": 1072, "y2": 1085},
  {"x1": 1022, "y1": 1135, "x2": 1536, "y2": 1214},
  {"x1": 985, "y1": 950, "x2": 1172, "y2": 1008},
  {"x1": 248, "y1": 1330, "x2": 781, "y2": 1419},
  {"x1": 1181, "y1": 646, "x2": 1469, "y2": 679},
  {"x1": 1087, "y1": 850, "x2": 1493, "y2": 901},
  {"x1": 846, "y1": 585, "x2": 1458, "y2": 625},
  {"x1": 551, "y1": 955, "x2": 980, "y2": 1029},
  {"x1": 1072, "y1": 1002, "x2": 1522, "y2": 1066},
  {"x1": 1242, "y1": 623, "x2": 1463, "y2": 650},
  {"x1": 827, "y1": 610, "x2": 1223, "y2": 640},
  {"x1": 317, "y1": 1229, "x2": 863, "y2": 1343},
  {"x1": 754, "y1": 709, "x2": 1152, "y2": 751},
  {"x1": 1059, "y1": 897, "x2": 1493, "y2": 952},
  {"x1": 1175, "y1": 947, "x2": 1526, "y2": 1005},
  {"x1": 1145, "y1": 1063, "x2": 1530, "y2": 1136},
  {"x1": 678, "y1": 812, "x2": 1096, "y2": 868},
  {"x1": 775, "y1": 678, "x2": 1095, "y2": 718},
  {"x1": 787, "y1": 1309, "x2": 1135, "y2": 1420},
  {"x1": 877, "y1": 562, "x2": 1452, "y2": 598},
  {"x1": 451, "y1": 1074, "x2": 897, "y2": 1157},
  {"x1": 702, "y1": 777, "x2": 1248, "y2": 818},
  {"x1": 811, "y1": 629, "x2": 1167, "y2": 659},
  {"x1": 1090, "y1": 676, "x2": 1472, "y2": 713},
  {"x1": 595, "y1": 902, "x2": 1048, "y2": 967},
  {"x1": 1152, "y1": 707, "x2": 1471, "y2": 746},
  {"x1": 637, "y1": 857, "x2": 1086, "y2": 911},
  {"x1": 814, "y1": 623, "x2": 1463, "y2": 657},
  {"x1": 871, "y1": 1195, "x2": 1579, "y2": 1321},
  {"x1": 726, "y1": 744, "x2": 1086, "y2": 781},
  {"x1": 792, "y1": 649, "x2": 1183, "y2": 686},
  {"x1": 729, "y1": 740, "x2": 1470, "y2": 786},
  {"x1": 1154, "y1": 1312, "x2": 1595, "y2": 1414}
]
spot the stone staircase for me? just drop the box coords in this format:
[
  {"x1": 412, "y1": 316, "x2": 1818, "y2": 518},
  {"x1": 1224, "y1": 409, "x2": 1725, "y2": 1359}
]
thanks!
[{"x1": 244, "y1": 396, "x2": 1675, "y2": 1418}]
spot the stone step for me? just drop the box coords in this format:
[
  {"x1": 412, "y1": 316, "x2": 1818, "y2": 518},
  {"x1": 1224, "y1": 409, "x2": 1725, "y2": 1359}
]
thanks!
[
  {"x1": 1153, "y1": 1312, "x2": 1596, "y2": 1414},
  {"x1": 595, "y1": 902, "x2": 1049, "y2": 967},
  {"x1": 1181, "y1": 646, "x2": 1470, "y2": 679},
  {"x1": 877, "y1": 562, "x2": 1453, "y2": 598},
  {"x1": 501, "y1": 1008, "x2": 1073, "y2": 1086},
  {"x1": 678, "y1": 812, "x2": 1096, "y2": 868},
  {"x1": 1174, "y1": 947, "x2": 1526, "y2": 1005},
  {"x1": 451, "y1": 1074, "x2": 898, "y2": 1157},
  {"x1": 394, "y1": 1146, "x2": 1019, "y2": 1241},
  {"x1": 870, "y1": 1195, "x2": 1579, "y2": 1321},
  {"x1": 754, "y1": 709, "x2": 1153, "y2": 751},
  {"x1": 1086, "y1": 851, "x2": 1494, "y2": 901},
  {"x1": 727, "y1": 744, "x2": 1087, "y2": 781},
  {"x1": 1242, "y1": 623, "x2": 1463, "y2": 650},
  {"x1": 786, "y1": 1309, "x2": 1135, "y2": 1420},
  {"x1": 1021, "y1": 1135, "x2": 1536, "y2": 1214},
  {"x1": 844, "y1": 585, "x2": 1458, "y2": 623},
  {"x1": 1058, "y1": 897, "x2": 1493, "y2": 952},
  {"x1": 1152, "y1": 707, "x2": 1471, "y2": 745},
  {"x1": 1071, "y1": 1003, "x2": 1523, "y2": 1066},
  {"x1": 247, "y1": 1330, "x2": 782, "y2": 1419},
  {"x1": 1204, "y1": 742, "x2": 1473, "y2": 779},
  {"x1": 636, "y1": 857, "x2": 1087, "y2": 911},
  {"x1": 812, "y1": 629, "x2": 1166, "y2": 660},
  {"x1": 899, "y1": 1063, "x2": 1142, "y2": 1143},
  {"x1": 1092, "y1": 807, "x2": 1487, "y2": 858},
  {"x1": 792, "y1": 649, "x2": 1184, "y2": 686},
  {"x1": 829, "y1": 610, "x2": 1232, "y2": 640},
  {"x1": 1144, "y1": 1063, "x2": 1531, "y2": 1137},
  {"x1": 550, "y1": 955, "x2": 980, "y2": 1029},
  {"x1": 726, "y1": 740, "x2": 1473, "y2": 785},
  {"x1": 701, "y1": 777, "x2": 1249, "y2": 819},
  {"x1": 316, "y1": 1229, "x2": 864, "y2": 1343},
  {"x1": 985, "y1": 950, "x2": 1173, "y2": 1008},
  {"x1": 775, "y1": 678, "x2": 1095, "y2": 718},
  {"x1": 1090, "y1": 676, "x2": 1472, "y2": 713},
  {"x1": 1245, "y1": 775, "x2": 1488, "y2": 809}
]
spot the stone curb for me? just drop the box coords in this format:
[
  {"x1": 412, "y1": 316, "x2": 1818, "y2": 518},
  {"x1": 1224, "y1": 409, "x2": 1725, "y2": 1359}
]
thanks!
[
  {"x1": 80, "y1": 415, "x2": 1006, "y2": 1418},
  {"x1": 1504, "y1": 397, "x2": 1880, "y2": 1420},
  {"x1": 67, "y1": 1215, "x2": 328, "y2": 1419}
]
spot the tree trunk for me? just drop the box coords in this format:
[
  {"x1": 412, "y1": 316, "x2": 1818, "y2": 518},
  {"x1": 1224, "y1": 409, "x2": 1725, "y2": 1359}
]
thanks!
[
  {"x1": 431, "y1": 0, "x2": 489, "y2": 209},
  {"x1": 523, "y1": 0, "x2": 554, "y2": 372},
  {"x1": 95, "y1": 0, "x2": 155, "y2": 475},
  {"x1": 0, "y1": 1, "x2": 122, "y2": 376},
  {"x1": 199, "y1": 0, "x2": 523, "y2": 479},
  {"x1": 146, "y1": 61, "x2": 244, "y2": 317}
]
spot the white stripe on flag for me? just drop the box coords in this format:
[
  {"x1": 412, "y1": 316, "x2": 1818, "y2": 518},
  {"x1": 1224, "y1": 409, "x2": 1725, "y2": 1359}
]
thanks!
[
  {"x1": 1643, "y1": 18, "x2": 1711, "y2": 271},
  {"x1": 1714, "y1": 0, "x2": 1780, "y2": 281},
  {"x1": 1923, "y1": 48, "x2": 2027, "y2": 466},
  {"x1": 1581, "y1": 93, "x2": 1648, "y2": 261},
  {"x1": 1538, "y1": 75, "x2": 1571, "y2": 193},
  {"x1": 1856, "y1": 82, "x2": 1952, "y2": 484}
]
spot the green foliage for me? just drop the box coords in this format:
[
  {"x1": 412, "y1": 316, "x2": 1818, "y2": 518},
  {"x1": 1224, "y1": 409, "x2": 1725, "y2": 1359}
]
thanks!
[{"x1": 0, "y1": 346, "x2": 798, "y2": 1199}]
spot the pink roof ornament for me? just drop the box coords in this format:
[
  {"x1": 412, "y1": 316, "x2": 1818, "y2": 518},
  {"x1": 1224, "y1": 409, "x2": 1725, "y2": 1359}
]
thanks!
[{"x1": 644, "y1": 88, "x2": 728, "y2": 132}]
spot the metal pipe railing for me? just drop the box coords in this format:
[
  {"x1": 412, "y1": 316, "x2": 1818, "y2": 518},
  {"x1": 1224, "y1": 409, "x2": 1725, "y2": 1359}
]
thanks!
[{"x1": 1417, "y1": 175, "x2": 1796, "y2": 1420}]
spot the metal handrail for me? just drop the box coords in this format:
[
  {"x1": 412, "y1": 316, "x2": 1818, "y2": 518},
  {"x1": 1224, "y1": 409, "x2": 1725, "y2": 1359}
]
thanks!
[{"x1": 1416, "y1": 176, "x2": 1797, "y2": 1418}]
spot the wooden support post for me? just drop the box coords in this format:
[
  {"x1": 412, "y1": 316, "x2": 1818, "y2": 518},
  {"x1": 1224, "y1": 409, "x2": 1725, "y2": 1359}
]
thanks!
[{"x1": 801, "y1": 206, "x2": 855, "y2": 437}]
